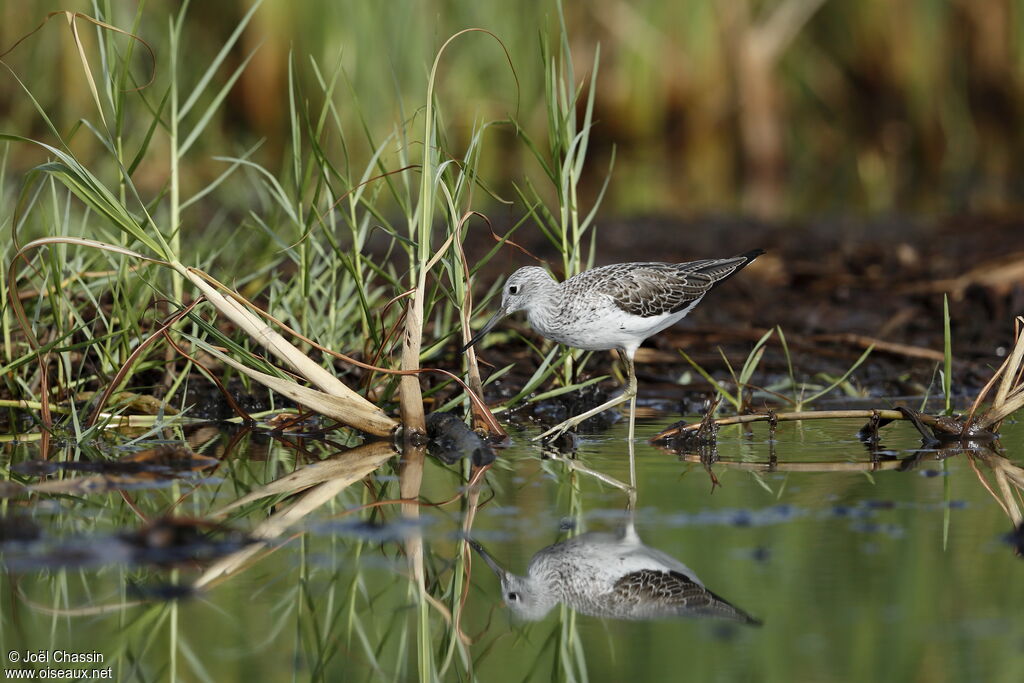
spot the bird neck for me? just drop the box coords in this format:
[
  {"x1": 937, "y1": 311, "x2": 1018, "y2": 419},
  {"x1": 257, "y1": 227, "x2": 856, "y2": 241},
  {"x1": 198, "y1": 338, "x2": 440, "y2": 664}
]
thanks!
[
  {"x1": 517, "y1": 572, "x2": 560, "y2": 619},
  {"x1": 523, "y1": 281, "x2": 561, "y2": 336}
]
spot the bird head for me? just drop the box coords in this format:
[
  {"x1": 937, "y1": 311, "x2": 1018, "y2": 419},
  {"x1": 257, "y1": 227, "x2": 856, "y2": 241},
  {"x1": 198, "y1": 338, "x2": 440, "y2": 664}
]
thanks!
[
  {"x1": 468, "y1": 539, "x2": 555, "y2": 621},
  {"x1": 461, "y1": 267, "x2": 553, "y2": 352}
]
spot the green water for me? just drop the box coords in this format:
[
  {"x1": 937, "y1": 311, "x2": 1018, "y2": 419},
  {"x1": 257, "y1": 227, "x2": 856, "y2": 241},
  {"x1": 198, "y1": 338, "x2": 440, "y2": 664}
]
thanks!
[{"x1": 2, "y1": 415, "x2": 1023, "y2": 682}]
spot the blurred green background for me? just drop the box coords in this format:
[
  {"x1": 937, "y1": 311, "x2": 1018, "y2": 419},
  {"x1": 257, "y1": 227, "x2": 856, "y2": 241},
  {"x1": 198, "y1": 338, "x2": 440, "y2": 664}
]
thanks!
[{"x1": 1, "y1": 0, "x2": 1022, "y2": 222}]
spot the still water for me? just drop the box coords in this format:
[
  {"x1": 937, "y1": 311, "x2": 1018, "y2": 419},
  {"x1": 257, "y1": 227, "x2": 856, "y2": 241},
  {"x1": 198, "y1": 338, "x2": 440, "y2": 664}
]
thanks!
[{"x1": 2, "y1": 415, "x2": 1023, "y2": 682}]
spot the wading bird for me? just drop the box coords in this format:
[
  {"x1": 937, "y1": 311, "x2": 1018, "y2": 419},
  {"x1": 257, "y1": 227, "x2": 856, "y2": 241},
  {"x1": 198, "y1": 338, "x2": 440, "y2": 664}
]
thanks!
[{"x1": 463, "y1": 250, "x2": 764, "y2": 443}]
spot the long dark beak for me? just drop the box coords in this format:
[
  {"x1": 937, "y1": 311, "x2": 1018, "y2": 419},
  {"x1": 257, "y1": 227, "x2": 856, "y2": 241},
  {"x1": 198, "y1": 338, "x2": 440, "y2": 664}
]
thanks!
[
  {"x1": 460, "y1": 309, "x2": 506, "y2": 353},
  {"x1": 467, "y1": 539, "x2": 507, "y2": 579}
]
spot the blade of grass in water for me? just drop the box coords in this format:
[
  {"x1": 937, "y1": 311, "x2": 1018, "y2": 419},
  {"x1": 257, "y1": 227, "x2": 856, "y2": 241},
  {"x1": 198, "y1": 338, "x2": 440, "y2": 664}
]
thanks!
[{"x1": 943, "y1": 458, "x2": 951, "y2": 551}]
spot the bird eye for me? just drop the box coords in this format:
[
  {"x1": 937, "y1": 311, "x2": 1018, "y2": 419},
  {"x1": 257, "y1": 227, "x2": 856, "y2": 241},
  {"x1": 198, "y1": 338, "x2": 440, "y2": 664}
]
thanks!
[
  {"x1": 508, "y1": 285, "x2": 520, "y2": 295},
  {"x1": 506, "y1": 591, "x2": 520, "y2": 602}
]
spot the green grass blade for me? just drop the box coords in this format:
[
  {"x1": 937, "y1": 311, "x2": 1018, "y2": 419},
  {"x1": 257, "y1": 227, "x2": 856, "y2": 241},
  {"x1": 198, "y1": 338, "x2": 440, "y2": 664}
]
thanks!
[
  {"x1": 804, "y1": 345, "x2": 874, "y2": 404},
  {"x1": 943, "y1": 293, "x2": 952, "y2": 415},
  {"x1": 680, "y1": 348, "x2": 740, "y2": 412},
  {"x1": 177, "y1": 0, "x2": 263, "y2": 119}
]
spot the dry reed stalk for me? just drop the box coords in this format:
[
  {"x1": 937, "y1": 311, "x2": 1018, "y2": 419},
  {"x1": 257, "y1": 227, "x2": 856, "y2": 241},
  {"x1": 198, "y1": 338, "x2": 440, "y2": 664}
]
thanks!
[{"x1": 968, "y1": 316, "x2": 1024, "y2": 432}]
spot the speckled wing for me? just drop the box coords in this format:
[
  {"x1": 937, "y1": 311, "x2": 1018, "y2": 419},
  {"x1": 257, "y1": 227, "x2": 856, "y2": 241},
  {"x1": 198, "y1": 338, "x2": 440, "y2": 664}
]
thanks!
[
  {"x1": 588, "y1": 263, "x2": 703, "y2": 318},
  {"x1": 594, "y1": 256, "x2": 752, "y2": 318},
  {"x1": 611, "y1": 569, "x2": 762, "y2": 624}
]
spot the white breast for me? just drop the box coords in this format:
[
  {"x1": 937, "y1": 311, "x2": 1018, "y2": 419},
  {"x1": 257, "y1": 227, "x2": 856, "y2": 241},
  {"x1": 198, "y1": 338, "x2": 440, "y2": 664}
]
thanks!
[{"x1": 532, "y1": 295, "x2": 703, "y2": 353}]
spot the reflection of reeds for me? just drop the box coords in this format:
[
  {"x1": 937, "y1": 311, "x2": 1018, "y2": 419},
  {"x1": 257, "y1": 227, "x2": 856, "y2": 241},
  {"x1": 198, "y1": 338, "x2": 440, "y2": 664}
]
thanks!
[
  {"x1": 555, "y1": 465, "x2": 588, "y2": 683},
  {"x1": 966, "y1": 448, "x2": 1024, "y2": 530},
  {"x1": 397, "y1": 446, "x2": 433, "y2": 679},
  {"x1": 671, "y1": 453, "x2": 905, "y2": 474},
  {"x1": 194, "y1": 440, "x2": 396, "y2": 589}
]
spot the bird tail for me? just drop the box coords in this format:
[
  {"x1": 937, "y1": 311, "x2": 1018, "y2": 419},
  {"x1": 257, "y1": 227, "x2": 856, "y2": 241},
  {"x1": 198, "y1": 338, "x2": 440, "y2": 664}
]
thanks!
[{"x1": 702, "y1": 248, "x2": 765, "y2": 290}]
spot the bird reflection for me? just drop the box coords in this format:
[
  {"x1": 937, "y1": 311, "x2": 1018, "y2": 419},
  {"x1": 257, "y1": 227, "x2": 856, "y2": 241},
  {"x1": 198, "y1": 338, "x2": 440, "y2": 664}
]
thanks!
[{"x1": 470, "y1": 516, "x2": 761, "y2": 625}]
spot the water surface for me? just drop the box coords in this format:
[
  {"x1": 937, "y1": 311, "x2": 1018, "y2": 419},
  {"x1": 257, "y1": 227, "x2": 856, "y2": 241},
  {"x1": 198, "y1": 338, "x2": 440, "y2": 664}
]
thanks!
[{"x1": 2, "y1": 415, "x2": 1023, "y2": 682}]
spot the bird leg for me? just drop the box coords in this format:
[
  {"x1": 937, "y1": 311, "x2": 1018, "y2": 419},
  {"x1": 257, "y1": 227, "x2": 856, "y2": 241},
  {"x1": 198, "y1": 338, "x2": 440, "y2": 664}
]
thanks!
[
  {"x1": 533, "y1": 350, "x2": 637, "y2": 443},
  {"x1": 627, "y1": 391, "x2": 637, "y2": 489}
]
